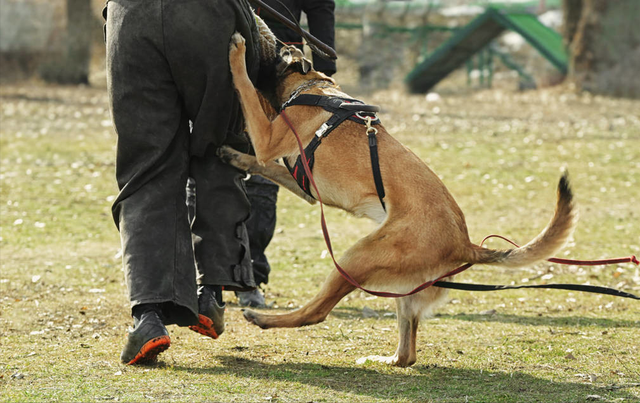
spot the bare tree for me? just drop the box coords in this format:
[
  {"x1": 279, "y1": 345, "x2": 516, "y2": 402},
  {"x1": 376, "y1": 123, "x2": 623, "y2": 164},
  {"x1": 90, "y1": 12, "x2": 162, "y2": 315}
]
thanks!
[
  {"x1": 563, "y1": 0, "x2": 640, "y2": 98},
  {"x1": 562, "y1": 0, "x2": 582, "y2": 45},
  {"x1": 40, "y1": 0, "x2": 95, "y2": 84}
]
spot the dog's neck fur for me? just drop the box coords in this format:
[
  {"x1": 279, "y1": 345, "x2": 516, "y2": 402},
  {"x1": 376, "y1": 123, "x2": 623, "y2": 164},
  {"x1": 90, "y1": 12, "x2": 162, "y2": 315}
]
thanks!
[{"x1": 276, "y1": 70, "x2": 336, "y2": 106}]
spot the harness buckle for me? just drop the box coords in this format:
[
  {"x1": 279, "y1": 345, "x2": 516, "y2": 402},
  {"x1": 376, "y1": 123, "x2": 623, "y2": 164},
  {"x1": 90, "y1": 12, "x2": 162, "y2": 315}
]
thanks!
[
  {"x1": 315, "y1": 122, "x2": 331, "y2": 137},
  {"x1": 355, "y1": 111, "x2": 378, "y2": 122}
]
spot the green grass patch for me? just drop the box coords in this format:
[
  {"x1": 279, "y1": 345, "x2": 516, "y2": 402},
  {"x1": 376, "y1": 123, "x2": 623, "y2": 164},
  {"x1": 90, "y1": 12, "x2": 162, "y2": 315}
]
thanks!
[{"x1": 1, "y1": 82, "x2": 639, "y2": 402}]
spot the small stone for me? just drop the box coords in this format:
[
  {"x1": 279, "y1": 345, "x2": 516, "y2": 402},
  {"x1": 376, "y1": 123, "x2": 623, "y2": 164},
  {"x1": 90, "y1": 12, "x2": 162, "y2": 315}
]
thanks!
[
  {"x1": 479, "y1": 309, "x2": 496, "y2": 316},
  {"x1": 362, "y1": 306, "x2": 379, "y2": 319}
]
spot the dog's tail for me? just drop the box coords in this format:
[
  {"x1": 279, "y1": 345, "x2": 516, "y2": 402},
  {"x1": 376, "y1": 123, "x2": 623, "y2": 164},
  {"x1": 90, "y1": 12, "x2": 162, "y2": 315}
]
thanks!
[{"x1": 468, "y1": 172, "x2": 578, "y2": 268}]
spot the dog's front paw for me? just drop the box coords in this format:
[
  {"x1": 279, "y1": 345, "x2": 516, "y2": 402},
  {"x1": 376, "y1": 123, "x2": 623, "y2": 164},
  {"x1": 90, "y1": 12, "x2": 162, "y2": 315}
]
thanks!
[
  {"x1": 217, "y1": 146, "x2": 256, "y2": 172},
  {"x1": 229, "y1": 32, "x2": 246, "y2": 55},
  {"x1": 217, "y1": 145, "x2": 240, "y2": 164}
]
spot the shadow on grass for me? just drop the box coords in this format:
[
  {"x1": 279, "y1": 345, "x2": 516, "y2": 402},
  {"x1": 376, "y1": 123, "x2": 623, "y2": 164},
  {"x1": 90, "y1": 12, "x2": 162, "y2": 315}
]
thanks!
[
  {"x1": 172, "y1": 356, "x2": 637, "y2": 402},
  {"x1": 437, "y1": 313, "x2": 640, "y2": 328},
  {"x1": 329, "y1": 306, "x2": 396, "y2": 320},
  {"x1": 234, "y1": 306, "x2": 639, "y2": 329}
]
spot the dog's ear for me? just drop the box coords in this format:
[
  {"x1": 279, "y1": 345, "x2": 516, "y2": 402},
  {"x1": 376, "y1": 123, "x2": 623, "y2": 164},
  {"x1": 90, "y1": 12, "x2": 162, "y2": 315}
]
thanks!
[
  {"x1": 278, "y1": 45, "x2": 313, "y2": 75},
  {"x1": 299, "y1": 58, "x2": 312, "y2": 74}
]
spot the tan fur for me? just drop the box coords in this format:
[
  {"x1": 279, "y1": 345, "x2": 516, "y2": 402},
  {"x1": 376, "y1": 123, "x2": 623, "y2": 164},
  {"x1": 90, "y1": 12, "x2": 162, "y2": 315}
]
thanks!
[{"x1": 223, "y1": 33, "x2": 578, "y2": 367}]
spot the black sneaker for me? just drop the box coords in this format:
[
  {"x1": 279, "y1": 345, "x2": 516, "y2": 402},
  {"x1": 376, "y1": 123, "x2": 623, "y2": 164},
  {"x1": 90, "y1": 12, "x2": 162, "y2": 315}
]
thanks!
[
  {"x1": 236, "y1": 289, "x2": 267, "y2": 308},
  {"x1": 120, "y1": 310, "x2": 171, "y2": 365},
  {"x1": 189, "y1": 286, "x2": 225, "y2": 339}
]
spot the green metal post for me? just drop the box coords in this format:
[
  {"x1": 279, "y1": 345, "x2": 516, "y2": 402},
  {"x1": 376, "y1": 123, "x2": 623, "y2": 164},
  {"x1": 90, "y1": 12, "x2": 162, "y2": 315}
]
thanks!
[
  {"x1": 487, "y1": 46, "x2": 494, "y2": 88},
  {"x1": 478, "y1": 50, "x2": 485, "y2": 86}
]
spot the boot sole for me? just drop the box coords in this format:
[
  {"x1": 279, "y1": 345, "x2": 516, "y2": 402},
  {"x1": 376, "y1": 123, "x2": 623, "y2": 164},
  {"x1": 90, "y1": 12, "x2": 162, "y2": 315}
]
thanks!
[
  {"x1": 188, "y1": 314, "x2": 219, "y2": 339},
  {"x1": 125, "y1": 335, "x2": 171, "y2": 365}
]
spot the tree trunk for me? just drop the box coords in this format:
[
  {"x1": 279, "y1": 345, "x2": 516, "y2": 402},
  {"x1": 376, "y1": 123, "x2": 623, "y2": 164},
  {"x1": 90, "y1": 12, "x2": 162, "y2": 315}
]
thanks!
[
  {"x1": 65, "y1": 0, "x2": 93, "y2": 84},
  {"x1": 40, "y1": 0, "x2": 94, "y2": 84},
  {"x1": 564, "y1": 0, "x2": 640, "y2": 98},
  {"x1": 562, "y1": 0, "x2": 582, "y2": 46}
]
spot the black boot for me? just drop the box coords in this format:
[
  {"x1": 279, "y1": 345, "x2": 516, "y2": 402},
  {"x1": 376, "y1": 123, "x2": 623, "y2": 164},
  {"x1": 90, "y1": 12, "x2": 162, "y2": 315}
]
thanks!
[
  {"x1": 189, "y1": 285, "x2": 225, "y2": 339},
  {"x1": 121, "y1": 306, "x2": 170, "y2": 365}
]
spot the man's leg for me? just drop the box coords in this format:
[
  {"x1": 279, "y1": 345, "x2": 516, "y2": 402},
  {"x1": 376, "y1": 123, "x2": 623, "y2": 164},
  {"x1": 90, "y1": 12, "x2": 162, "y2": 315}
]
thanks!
[
  {"x1": 238, "y1": 175, "x2": 279, "y2": 307},
  {"x1": 106, "y1": 0, "x2": 198, "y2": 364},
  {"x1": 161, "y1": 0, "x2": 260, "y2": 289},
  {"x1": 187, "y1": 149, "x2": 256, "y2": 338},
  {"x1": 159, "y1": 0, "x2": 261, "y2": 338}
]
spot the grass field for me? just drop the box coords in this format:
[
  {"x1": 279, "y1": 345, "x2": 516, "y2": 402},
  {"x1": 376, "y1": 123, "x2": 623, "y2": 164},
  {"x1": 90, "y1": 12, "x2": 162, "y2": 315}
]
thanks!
[{"x1": 1, "y1": 75, "x2": 639, "y2": 402}]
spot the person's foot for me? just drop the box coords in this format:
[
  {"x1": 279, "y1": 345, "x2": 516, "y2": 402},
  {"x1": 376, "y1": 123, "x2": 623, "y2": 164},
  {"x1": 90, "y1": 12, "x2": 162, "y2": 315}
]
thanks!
[
  {"x1": 236, "y1": 288, "x2": 267, "y2": 308},
  {"x1": 189, "y1": 285, "x2": 225, "y2": 339},
  {"x1": 120, "y1": 310, "x2": 171, "y2": 365}
]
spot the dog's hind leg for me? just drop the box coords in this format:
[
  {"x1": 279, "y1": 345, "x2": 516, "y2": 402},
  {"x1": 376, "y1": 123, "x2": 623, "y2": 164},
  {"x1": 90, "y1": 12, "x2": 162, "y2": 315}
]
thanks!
[
  {"x1": 244, "y1": 268, "x2": 355, "y2": 328},
  {"x1": 356, "y1": 296, "x2": 420, "y2": 367},
  {"x1": 243, "y1": 235, "x2": 388, "y2": 329},
  {"x1": 356, "y1": 286, "x2": 448, "y2": 367}
]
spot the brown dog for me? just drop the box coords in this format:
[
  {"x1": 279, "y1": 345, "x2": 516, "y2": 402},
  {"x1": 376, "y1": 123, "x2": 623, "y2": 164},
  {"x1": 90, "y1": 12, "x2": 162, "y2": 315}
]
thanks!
[{"x1": 220, "y1": 31, "x2": 577, "y2": 367}]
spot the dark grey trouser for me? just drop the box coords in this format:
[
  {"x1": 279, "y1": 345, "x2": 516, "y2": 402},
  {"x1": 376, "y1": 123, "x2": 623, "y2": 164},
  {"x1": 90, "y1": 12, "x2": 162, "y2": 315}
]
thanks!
[
  {"x1": 244, "y1": 175, "x2": 279, "y2": 286},
  {"x1": 187, "y1": 174, "x2": 278, "y2": 287},
  {"x1": 105, "y1": 0, "x2": 259, "y2": 325}
]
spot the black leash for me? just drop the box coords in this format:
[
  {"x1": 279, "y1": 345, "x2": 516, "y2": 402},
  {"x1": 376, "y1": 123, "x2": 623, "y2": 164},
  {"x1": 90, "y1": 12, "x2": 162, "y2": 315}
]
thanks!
[
  {"x1": 247, "y1": 0, "x2": 337, "y2": 61},
  {"x1": 433, "y1": 281, "x2": 640, "y2": 300}
]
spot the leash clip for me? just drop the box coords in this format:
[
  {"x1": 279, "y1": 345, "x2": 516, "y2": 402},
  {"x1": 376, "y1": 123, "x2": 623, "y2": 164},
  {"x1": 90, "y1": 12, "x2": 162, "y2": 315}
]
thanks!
[{"x1": 363, "y1": 116, "x2": 378, "y2": 137}]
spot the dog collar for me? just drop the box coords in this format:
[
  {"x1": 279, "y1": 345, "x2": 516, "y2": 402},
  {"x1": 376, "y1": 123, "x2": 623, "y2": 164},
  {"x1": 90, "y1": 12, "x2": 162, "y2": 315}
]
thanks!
[{"x1": 280, "y1": 79, "x2": 334, "y2": 111}]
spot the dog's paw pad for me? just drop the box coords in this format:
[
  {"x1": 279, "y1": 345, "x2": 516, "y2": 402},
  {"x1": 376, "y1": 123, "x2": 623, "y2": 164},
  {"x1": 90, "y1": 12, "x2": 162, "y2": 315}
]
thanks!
[
  {"x1": 355, "y1": 356, "x2": 370, "y2": 365},
  {"x1": 357, "y1": 354, "x2": 405, "y2": 366},
  {"x1": 216, "y1": 146, "x2": 237, "y2": 162},
  {"x1": 230, "y1": 32, "x2": 246, "y2": 48},
  {"x1": 243, "y1": 309, "x2": 257, "y2": 323}
]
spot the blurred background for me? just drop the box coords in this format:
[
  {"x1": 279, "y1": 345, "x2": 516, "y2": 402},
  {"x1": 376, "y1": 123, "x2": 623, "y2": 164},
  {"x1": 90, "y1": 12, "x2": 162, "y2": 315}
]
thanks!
[{"x1": 1, "y1": 0, "x2": 639, "y2": 98}]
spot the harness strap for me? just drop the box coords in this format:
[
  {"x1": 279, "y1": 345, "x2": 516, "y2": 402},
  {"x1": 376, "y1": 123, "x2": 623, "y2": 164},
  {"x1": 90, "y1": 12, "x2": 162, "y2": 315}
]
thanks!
[
  {"x1": 283, "y1": 136, "x2": 321, "y2": 195},
  {"x1": 283, "y1": 94, "x2": 381, "y2": 125},
  {"x1": 282, "y1": 94, "x2": 382, "y2": 200},
  {"x1": 368, "y1": 132, "x2": 386, "y2": 211}
]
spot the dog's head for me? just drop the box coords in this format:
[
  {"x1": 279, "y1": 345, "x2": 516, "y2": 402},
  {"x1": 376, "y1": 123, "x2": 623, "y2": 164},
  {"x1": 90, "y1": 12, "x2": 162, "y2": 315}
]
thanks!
[
  {"x1": 276, "y1": 45, "x2": 312, "y2": 76},
  {"x1": 253, "y1": 12, "x2": 334, "y2": 108}
]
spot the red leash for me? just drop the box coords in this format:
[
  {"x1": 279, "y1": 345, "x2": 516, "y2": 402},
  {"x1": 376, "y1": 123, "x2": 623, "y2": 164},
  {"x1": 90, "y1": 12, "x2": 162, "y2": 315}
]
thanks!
[
  {"x1": 280, "y1": 110, "x2": 639, "y2": 298},
  {"x1": 479, "y1": 234, "x2": 639, "y2": 266}
]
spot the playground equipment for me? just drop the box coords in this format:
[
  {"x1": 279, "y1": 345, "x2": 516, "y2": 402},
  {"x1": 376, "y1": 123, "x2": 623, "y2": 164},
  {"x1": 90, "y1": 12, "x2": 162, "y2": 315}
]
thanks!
[{"x1": 405, "y1": 7, "x2": 568, "y2": 93}]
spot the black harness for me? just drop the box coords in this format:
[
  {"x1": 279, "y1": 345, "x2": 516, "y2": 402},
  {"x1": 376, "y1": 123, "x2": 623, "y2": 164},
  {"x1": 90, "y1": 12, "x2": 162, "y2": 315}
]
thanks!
[{"x1": 281, "y1": 94, "x2": 387, "y2": 210}]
